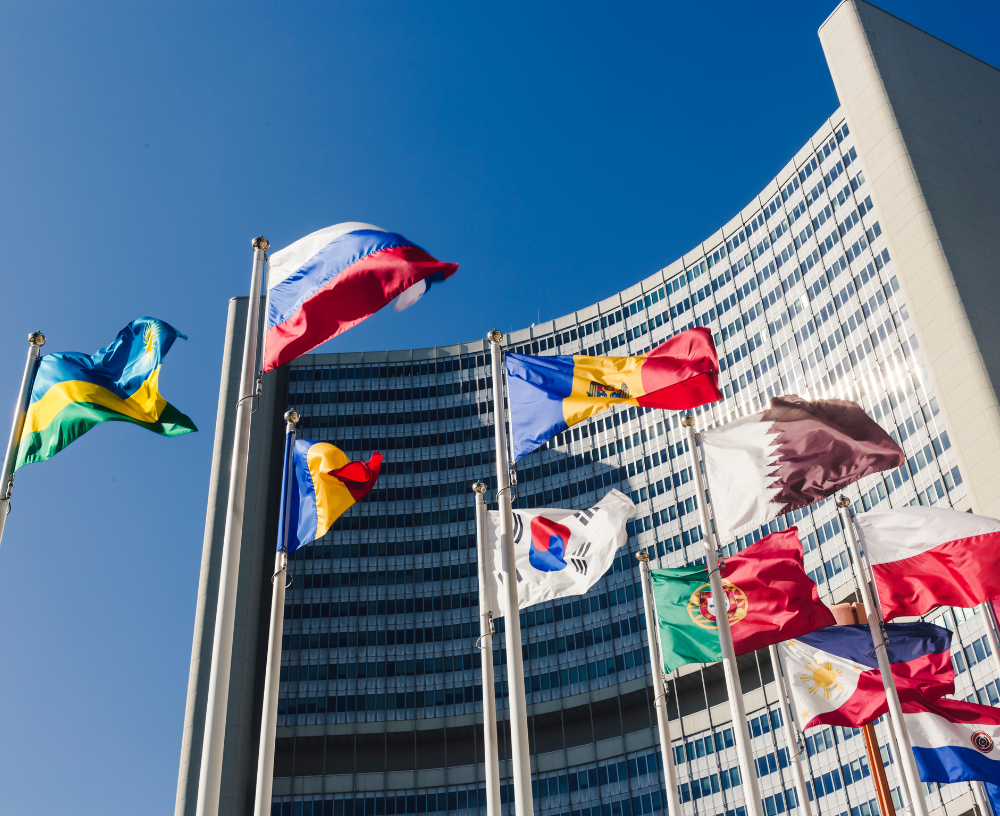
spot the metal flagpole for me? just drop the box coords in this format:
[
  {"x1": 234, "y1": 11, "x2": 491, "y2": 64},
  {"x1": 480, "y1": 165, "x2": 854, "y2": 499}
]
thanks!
[
  {"x1": 635, "y1": 552, "x2": 682, "y2": 816},
  {"x1": 196, "y1": 235, "x2": 269, "y2": 816},
  {"x1": 487, "y1": 329, "x2": 534, "y2": 816},
  {"x1": 682, "y1": 415, "x2": 764, "y2": 816},
  {"x1": 473, "y1": 481, "x2": 502, "y2": 816},
  {"x1": 845, "y1": 605, "x2": 897, "y2": 816},
  {"x1": 836, "y1": 496, "x2": 929, "y2": 816},
  {"x1": 0, "y1": 331, "x2": 45, "y2": 551},
  {"x1": 252, "y1": 410, "x2": 299, "y2": 816},
  {"x1": 767, "y1": 644, "x2": 815, "y2": 816}
]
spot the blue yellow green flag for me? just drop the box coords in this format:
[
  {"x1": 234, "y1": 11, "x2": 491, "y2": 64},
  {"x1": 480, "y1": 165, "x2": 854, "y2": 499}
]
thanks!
[{"x1": 15, "y1": 317, "x2": 197, "y2": 469}]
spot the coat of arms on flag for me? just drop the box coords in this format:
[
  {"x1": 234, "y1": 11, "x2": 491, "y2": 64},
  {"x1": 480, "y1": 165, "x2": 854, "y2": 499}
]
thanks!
[{"x1": 482, "y1": 489, "x2": 635, "y2": 617}]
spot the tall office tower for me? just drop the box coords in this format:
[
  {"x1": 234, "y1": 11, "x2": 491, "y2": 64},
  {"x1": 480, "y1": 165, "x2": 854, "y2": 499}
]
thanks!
[{"x1": 176, "y1": 4, "x2": 1000, "y2": 816}]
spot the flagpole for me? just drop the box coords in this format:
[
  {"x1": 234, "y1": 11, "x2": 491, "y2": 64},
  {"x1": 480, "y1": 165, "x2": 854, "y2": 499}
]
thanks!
[
  {"x1": 487, "y1": 329, "x2": 534, "y2": 816},
  {"x1": 252, "y1": 410, "x2": 298, "y2": 816},
  {"x1": 767, "y1": 644, "x2": 814, "y2": 816},
  {"x1": 836, "y1": 496, "x2": 929, "y2": 816},
  {"x1": 635, "y1": 552, "x2": 682, "y2": 816},
  {"x1": 682, "y1": 415, "x2": 764, "y2": 816},
  {"x1": 473, "y1": 481, "x2": 502, "y2": 816},
  {"x1": 0, "y1": 331, "x2": 45, "y2": 551},
  {"x1": 196, "y1": 235, "x2": 269, "y2": 816}
]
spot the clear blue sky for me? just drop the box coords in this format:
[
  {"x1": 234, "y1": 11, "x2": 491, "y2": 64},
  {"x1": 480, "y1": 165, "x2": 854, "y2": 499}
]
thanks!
[{"x1": 0, "y1": 2, "x2": 996, "y2": 813}]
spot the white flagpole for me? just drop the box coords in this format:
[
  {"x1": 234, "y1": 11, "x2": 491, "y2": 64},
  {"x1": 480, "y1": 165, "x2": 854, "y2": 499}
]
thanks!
[
  {"x1": 473, "y1": 480, "x2": 502, "y2": 816},
  {"x1": 487, "y1": 329, "x2": 534, "y2": 816},
  {"x1": 767, "y1": 644, "x2": 815, "y2": 816},
  {"x1": 252, "y1": 410, "x2": 298, "y2": 816},
  {"x1": 0, "y1": 331, "x2": 46, "y2": 551},
  {"x1": 682, "y1": 415, "x2": 764, "y2": 816},
  {"x1": 837, "y1": 496, "x2": 929, "y2": 816},
  {"x1": 196, "y1": 236, "x2": 269, "y2": 816},
  {"x1": 635, "y1": 552, "x2": 682, "y2": 816}
]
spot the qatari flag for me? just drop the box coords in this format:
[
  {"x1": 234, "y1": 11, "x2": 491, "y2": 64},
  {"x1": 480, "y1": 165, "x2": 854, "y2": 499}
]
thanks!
[
  {"x1": 703, "y1": 395, "x2": 903, "y2": 544},
  {"x1": 856, "y1": 506, "x2": 1000, "y2": 620}
]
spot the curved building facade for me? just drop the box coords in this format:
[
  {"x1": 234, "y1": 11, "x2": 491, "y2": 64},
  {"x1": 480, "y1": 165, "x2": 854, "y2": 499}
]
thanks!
[{"x1": 176, "y1": 5, "x2": 1000, "y2": 816}]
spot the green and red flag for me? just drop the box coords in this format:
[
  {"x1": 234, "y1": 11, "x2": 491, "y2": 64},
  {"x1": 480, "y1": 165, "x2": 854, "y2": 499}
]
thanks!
[{"x1": 650, "y1": 527, "x2": 835, "y2": 673}]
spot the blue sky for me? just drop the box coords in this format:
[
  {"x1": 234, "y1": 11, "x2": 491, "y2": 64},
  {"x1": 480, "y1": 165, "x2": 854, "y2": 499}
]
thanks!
[{"x1": 0, "y1": 2, "x2": 997, "y2": 813}]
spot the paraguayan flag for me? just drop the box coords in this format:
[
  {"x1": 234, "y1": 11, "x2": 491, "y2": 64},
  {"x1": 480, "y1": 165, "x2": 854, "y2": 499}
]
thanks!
[{"x1": 483, "y1": 489, "x2": 635, "y2": 617}]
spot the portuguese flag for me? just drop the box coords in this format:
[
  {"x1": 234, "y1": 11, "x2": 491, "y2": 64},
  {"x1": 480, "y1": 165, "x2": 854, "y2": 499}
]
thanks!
[{"x1": 650, "y1": 528, "x2": 835, "y2": 673}]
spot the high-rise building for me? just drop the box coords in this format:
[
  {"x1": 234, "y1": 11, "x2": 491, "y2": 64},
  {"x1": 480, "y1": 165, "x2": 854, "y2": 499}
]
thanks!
[{"x1": 175, "y1": 4, "x2": 1000, "y2": 816}]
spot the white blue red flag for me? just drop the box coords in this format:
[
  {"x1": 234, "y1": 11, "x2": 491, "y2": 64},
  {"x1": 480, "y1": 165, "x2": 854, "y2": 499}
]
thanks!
[
  {"x1": 483, "y1": 489, "x2": 635, "y2": 617},
  {"x1": 262, "y1": 223, "x2": 458, "y2": 372},
  {"x1": 903, "y1": 696, "x2": 1000, "y2": 786},
  {"x1": 780, "y1": 622, "x2": 953, "y2": 729}
]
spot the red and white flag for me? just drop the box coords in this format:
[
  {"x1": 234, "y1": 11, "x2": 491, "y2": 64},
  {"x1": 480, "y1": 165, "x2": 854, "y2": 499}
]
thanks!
[
  {"x1": 702, "y1": 395, "x2": 904, "y2": 544},
  {"x1": 856, "y1": 506, "x2": 1000, "y2": 620}
]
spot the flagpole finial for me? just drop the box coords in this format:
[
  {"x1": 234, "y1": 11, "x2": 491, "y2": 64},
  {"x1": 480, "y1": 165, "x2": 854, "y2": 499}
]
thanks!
[
  {"x1": 837, "y1": 495, "x2": 851, "y2": 508},
  {"x1": 487, "y1": 329, "x2": 503, "y2": 344},
  {"x1": 681, "y1": 415, "x2": 695, "y2": 428},
  {"x1": 472, "y1": 482, "x2": 486, "y2": 494},
  {"x1": 635, "y1": 551, "x2": 649, "y2": 563},
  {"x1": 28, "y1": 331, "x2": 45, "y2": 347},
  {"x1": 252, "y1": 236, "x2": 269, "y2": 251},
  {"x1": 284, "y1": 411, "x2": 300, "y2": 424}
]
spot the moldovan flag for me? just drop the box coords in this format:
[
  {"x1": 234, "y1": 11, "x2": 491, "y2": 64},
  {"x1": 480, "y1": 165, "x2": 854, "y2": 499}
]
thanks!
[
  {"x1": 855, "y1": 506, "x2": 1000, "y2": 620},
  {"x1": 506, "y1": 328, "x2": 722, "y2": 461},
  {"x1": 780, "y1": 622, "x2": 954, "y2": 730},
  {"x1": 649, "y1": 527, "x2": 835, "y2": 673},
  {"x1": 702, "y1": 395, "x2": 904, "y2": 544},
  {"x1": 903, "y1": 696, "x2": 1000, "y2": 787},
  {"x1": 483, "y1": 489, "x2": 635, "y2": 617},
  {"x1": 263, "y1": 223, "x2": 458, "y2": 371}
]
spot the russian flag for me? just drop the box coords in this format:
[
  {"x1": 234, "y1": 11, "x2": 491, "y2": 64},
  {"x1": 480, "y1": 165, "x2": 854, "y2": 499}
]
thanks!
[
  {"x1": 780, "y1": 622, "x2": 953, "y2": 730},
  {"x1": 855, "y1": 506, "x2": 1000, "y2": 620},
  {"x1": 262, "y1": 223, "x2": 458, "y2": 372},
  {"x1": 903, "y1": 696, "x2": 1000, "y2": 786}
]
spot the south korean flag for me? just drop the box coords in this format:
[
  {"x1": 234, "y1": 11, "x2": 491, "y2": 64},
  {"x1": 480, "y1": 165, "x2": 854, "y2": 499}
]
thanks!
[{"x1": 484, "y1": 489, "x2": 635, "y2": 617}]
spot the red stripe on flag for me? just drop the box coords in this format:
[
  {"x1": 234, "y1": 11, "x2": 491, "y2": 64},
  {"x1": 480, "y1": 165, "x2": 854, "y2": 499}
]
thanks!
[{"x1": 636, "y1": 327, "x2": 723, "y2": 409}]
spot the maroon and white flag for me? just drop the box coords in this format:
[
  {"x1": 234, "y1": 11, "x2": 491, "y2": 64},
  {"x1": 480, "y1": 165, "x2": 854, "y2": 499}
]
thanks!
[{"x1": 702, "y1": 395, "x2": 904, "y2": 544}]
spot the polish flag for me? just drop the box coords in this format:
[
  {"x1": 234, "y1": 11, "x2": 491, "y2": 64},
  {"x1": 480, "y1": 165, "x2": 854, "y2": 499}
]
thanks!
[{"x1": 855, "y1": 506, "x2": 1000, "y2": 620}]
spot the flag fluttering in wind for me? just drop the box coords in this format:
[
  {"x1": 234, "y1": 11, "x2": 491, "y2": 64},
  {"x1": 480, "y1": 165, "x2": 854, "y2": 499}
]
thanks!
[
  {"x1": 649, "y1": 528, "x2": 835, "y2": 673},
  {"x1": 506, "y1": 328, "x2": 722, "y2": 461},
  {"x1": 482, "y1": 489, "x2": 635, "y2": 617},
  {"x1": 282, "y1": 440, "x2": 382, "y2": 553},
  {"x1": 855, "y1": 506, "x2": 1000, "y2": 620},
  {"x1": 15, "y1": 317, "x2": 196, "y2": 468},
  {"x1": 780, "y1": 622, "x2": 954, "y2": 730},
  {"x1": 702, "y1": 395, "x2": 903, "y2": 544},
  {"x1": 263, "y1": 223, "x2": 458, "y2": 372},
  {"x1": 903, "y1": 696, "x2": 1000, "y2": 787}
]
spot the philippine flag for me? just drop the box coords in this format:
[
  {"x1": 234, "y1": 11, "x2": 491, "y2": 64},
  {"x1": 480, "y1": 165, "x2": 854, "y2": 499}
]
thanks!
[
  {"x1": 903, "y1": 696, "x2": 1000, "y2": 786},
  {"x1": 780, "y1": 622, "x2": 954, "y2": 729},
  {"x1": 262, "y1": 223, "x2": 458, "y2": 372},
  {"x1": 855, "y1": 506, "x2": 1000, "y2": 620}
]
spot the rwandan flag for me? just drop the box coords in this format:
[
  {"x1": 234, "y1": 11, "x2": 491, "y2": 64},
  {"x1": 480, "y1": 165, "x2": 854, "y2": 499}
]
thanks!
[
  {"x1": 280, "y1": 439, "x2": 381, "y2": 554},
  {"x1": 506, "y1": 327, "x2": 722, "y2": 461},
  {"x1": 15, "y1": 317, "x2": 196, "y2": 469}
]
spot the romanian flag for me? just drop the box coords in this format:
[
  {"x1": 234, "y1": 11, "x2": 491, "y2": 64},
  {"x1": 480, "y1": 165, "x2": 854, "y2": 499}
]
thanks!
[
  {"x1": 506, "y1": 327, "x2": 722, "y2": 461},
  {"x1": 282, "y1": 439, "x2": 382, "y2": 553},
  {"x1": 15, "y1": 318, "x2": 197, "y2": 469}
]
